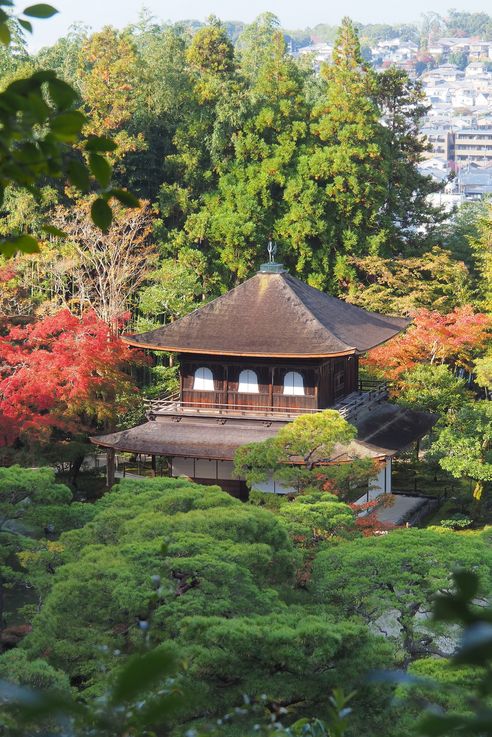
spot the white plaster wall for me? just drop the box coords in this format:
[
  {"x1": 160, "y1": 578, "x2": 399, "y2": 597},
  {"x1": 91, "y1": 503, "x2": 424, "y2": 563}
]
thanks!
[
  {"x1": 252, "y1": 476, "x2": 296, "y2": 495},
  {"x1": 171, "y1": 457, "x2": 194, "y2": 477},
  {"x1": 355, "y1": 458, "x2": 392, "y2": 508},
  {"x1": 195, "y1": 459, "x2": 217, "y2": 479},
  {"x1": 217, "y1": 460, "x2": 235, "y2": 480}
]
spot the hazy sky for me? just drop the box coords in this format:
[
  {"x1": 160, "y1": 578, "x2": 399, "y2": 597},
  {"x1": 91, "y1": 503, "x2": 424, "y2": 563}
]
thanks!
[{"x1": 27, "y1": 0, "x2": 487, "y2": 50}]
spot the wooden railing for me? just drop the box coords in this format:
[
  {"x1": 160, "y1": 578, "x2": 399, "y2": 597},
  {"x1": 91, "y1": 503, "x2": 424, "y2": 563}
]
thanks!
[
  {"x1": 337, "y1": 382, "x2": 388, "y2": 421},
  {"x1": 145, "y1": 381, "x2": 389, "y2": 422},
  {"x1": 146, "y1": 395, "x2": 320, "y2": 419}
]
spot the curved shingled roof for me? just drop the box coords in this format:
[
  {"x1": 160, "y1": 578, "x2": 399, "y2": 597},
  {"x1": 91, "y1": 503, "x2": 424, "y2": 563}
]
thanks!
[{"x1": 125, "y1": 269, "x2": 410, "y2": 358}]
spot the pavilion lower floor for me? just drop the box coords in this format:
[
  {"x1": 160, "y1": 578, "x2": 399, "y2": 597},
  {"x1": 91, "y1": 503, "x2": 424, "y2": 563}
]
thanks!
[{"x1": 93, "y1": 401, "x2": 435, "y2": 501}]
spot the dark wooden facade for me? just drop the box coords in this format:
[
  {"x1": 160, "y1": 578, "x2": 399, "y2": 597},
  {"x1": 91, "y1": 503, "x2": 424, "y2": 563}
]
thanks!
[{"x1": 178, "y1": 353, "x2": 359, "y2": 412}]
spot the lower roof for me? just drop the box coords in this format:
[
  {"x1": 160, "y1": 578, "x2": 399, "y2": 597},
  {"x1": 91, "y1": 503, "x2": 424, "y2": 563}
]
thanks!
[{"x1": 91, "y1": 403, "x2": 436, "y2": 463}]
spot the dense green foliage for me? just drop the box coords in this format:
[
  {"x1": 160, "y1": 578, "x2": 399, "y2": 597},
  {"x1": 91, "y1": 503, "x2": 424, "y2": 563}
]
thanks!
[
  {"x1": 0, "y1": 466, "x2": 91, "y2": 626},
  {"x1": 9, "y1": 477, "x2": 393, "y2": 733},
  {"x1": 0, "y1": 12, "x2": 448, "y2": 296},
  {"x1": 4, "y1": 476, "x2": 492, "y2": 735}
]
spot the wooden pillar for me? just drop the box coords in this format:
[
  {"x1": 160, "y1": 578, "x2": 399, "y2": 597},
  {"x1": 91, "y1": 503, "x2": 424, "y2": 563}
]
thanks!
[
  {"x1": 151, "y1": 454, "x2": 157, "y2": 477},
  {"x1": 224, "y1": 365, "x2": 229, "y2": 407},
  {"x1": 106, "y1": 448, "x2": 115, "y2": 487},
  {"x1": 269, "y1": 367, "x2": 274, "y2": 410}
]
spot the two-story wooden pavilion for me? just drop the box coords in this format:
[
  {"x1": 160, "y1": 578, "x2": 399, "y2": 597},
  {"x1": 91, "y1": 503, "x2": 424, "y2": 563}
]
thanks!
[{"x1": 92, "y1": 262, "x2": 435, "y2": 498}]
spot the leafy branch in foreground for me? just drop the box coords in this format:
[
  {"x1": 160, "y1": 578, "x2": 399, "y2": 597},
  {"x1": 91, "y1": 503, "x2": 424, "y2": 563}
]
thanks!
[
  {"x1": 0, "y1": 1, "x2": 140, "y2": 257},
  {"x1": 0, "y1": 647, "x2": 182, "y2": 737},
  {"x1": 0, "y1": 651, "x2": 355, "y2": 736},
  {"x1": 378, "y1": 569, "x2": 492, "y2": 736}
]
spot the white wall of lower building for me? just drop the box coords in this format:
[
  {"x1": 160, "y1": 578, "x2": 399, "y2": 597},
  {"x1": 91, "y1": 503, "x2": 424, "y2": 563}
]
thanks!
[
  {"x1": 355, "y1": 457, "x2": 392, "y2": 506},
  {"x1": 170, "y1": 457, "x2": 239, "y2": 481},
  {"x1": 252, "y1": 476, "x2": 297, "y2": 495},
  {"x1": 171, "y1": 457, "x2": 195, "y2": 477}
]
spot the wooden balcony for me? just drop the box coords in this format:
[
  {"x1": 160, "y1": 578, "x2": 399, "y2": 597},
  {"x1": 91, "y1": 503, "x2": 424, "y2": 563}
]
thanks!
[{"x1": 145, "y1": 379, "x2": 388, "y2": 423}]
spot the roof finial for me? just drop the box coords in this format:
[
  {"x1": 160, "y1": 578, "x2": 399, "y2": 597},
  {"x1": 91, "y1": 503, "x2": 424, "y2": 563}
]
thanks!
[{"x1": 259, "y1": 242, "x2": 285, "y2": 274}]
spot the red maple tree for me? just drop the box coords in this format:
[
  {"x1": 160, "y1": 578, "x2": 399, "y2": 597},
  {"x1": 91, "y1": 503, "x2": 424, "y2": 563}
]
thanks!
[
  {"x1": 0, "y1": 309, "x2": 144, "y2": 447},
  {"x1": 364, "y1": 306, "x2": 491, "y2": 380}
]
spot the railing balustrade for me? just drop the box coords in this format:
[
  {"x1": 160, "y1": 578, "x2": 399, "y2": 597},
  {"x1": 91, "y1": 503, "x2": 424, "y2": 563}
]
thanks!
[{"x1": 144, "y1": 379, "x2": 389, "y2": 422}]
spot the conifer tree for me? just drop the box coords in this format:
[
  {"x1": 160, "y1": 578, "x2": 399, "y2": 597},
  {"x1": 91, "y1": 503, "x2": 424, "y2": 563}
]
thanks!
[
  {"x1": 375, "y1": 67, "x2": 444, "y2": 254},
  {"x1": 282, "y1": 17, "x2": 388, "y2": 290},
  {"x1": 170, "y1": 18, "x2": 310, "y2": 283}
]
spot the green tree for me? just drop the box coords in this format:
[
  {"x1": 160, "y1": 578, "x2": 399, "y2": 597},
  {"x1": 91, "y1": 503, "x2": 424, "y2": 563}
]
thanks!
[
  {"x1": 274, "y1": 490, "x2": 356, "y2": 541},
  {"x1": 475, "y1": 348, "x2": 492, "y2": 395},
  {"x1": 375, "y1": 67, "x2": 445, "y2": 253},
  {"x1": 345, "y1": 248, "x2": 473, "y2": 315},
  {"x1": 234, "y1": 410, "x2": 375, "y2": 494},
  {"x1": 136, "y1": 248, "x2": 213, "y2": 331},
  {"x1": 0, "y1": 466, "x2": 89, "y2": 626},
  {"x1": 185, "y1": 26, "x2": 309, "y2": 281},
  {"x1": 36, "y1": 23, "x2": 88, "y2": 87},
  {"x1": 125, "y1": 23, "x2": 192, "y2": 200},
  {"x1": 311, "y1": 528, "x2": 492, "y2": 665},
  {"x1": 430, "y1": 401, "x2": 492, "y2": 503},
  {"x1": 285, "y1": 17, "x2": 387, "y2": 289},
  {"x1": 158, "y1": 18, "x2": 241, "y2": 267},
  {"x1": 77, "y1": 27, "x2": 144, "y2": 166},
  {"x1": 397, "y1": 364, "x2": 470, "y2": 417},
  {"x1": 469, "y1": 204, "x2": 492, "y2": 312},
  {"x1": 438, "y1": 198, "x2": 488, "y2": 270},
  {"x1": 15, "y1": 475, "x2": 392, "y2": 730}
]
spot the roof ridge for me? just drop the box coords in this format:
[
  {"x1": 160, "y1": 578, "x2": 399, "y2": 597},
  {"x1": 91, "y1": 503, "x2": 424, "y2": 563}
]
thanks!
[{"x1": 281, "y1": 273, "x2": 356, "y2": 352}]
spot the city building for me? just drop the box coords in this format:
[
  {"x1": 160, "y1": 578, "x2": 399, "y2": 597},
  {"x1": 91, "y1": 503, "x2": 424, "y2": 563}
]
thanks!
[{"x1": 452, "y1": 128, "x2": 492, "y2": 167}]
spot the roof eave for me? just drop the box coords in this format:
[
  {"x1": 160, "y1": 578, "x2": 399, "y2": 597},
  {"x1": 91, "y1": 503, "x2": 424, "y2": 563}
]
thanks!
[{"x1": 122, "y1": 336, "x2": 357, "y2": 359}]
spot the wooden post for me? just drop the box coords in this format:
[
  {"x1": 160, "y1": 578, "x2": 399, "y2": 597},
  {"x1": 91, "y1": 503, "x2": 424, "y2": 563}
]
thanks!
[
  {"x1": 269, "y1": 367, "x2": 274, "y2": 411},
  {"x1": 151, "y1": 454, "x2": 157, "y2": 477},
  {"x1": 106, "y1": 448, "x2": 115, "y2": 487},
  {"x1": 224, "y1": 365, "x2": 229, "y2": 407}
]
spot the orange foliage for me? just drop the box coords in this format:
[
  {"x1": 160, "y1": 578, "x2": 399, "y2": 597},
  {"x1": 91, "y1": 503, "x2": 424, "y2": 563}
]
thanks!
[{"x1": 364, "y1": 306, "x2": 491, "y2": 379}]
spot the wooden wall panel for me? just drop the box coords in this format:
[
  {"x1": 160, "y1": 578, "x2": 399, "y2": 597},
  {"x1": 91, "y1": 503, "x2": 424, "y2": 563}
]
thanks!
[{"x1": 177, "y1": 354, "x2": 359, "y2": 411}]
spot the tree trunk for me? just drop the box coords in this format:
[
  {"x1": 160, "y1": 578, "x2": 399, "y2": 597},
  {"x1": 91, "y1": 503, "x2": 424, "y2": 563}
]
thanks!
[
  {"x1": 106, "y1": 448, "x2": 115, "y2": 487},
  {"x1": 70, "y1": 453, "x2": 86, "y2": 488}
]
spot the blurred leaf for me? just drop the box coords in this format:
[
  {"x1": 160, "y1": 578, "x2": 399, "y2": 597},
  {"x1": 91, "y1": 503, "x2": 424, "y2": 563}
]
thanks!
[
  {"x1": 91, "y1": 197, "x2": 112, "y2": 231},
  {"x1": 50, "y1": 110, "x2": 85, "y2": 140},
  {"x1": 111, "y1": 648, "x2": 177, "y2": 703},
  {"x1": 0, "y1": 235, "x2": 40, "y2": 257},
  {"x1": 48, "y1": 78, "x2": 78, "y2": 109},
  {"x1": 0, "y1": 21, "x2": 10, "y2": 44},
  {"x1": 17, "y1": 17, "x2": 32, "y2": 31},
  {"x1": 85, "y1": 134, "x2": 117, "y2": 153},
  {"x1": 454, "y1": 569, "x2": 479, "y2": 602},
  {"x1": 42, "y1": 225, "x2": 66, "y2": 238},
  {"x1": 110, "y1": 188, "x2": 140, "y2": 208},
  {"x1": 433, "y1": 594, "x2": 472, "y2": 624},
  {"x1": 89, "y1": 152, "x2": 111, "y2": 188},
  {"x1": 454, "y1": 622, "x2": 492, "y2": 666},
  {"x1": 23, "y1": 3, "x2": 58, "y2": 17},
  {"x1": 68, "y1": 159, "x2": 90, "y2": 192}
]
